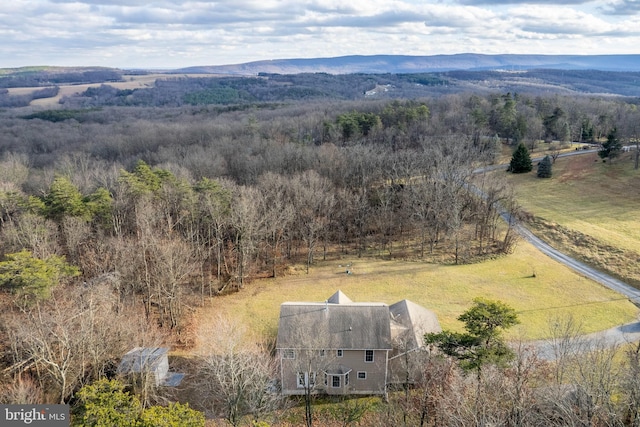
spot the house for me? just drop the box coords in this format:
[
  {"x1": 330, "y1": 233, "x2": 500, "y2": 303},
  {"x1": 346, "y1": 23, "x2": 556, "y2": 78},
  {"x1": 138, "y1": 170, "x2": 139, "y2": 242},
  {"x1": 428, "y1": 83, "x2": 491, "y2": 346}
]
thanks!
[
  {"x1": 117, "y1": 347, "x2": 184, "y2": 387},
  {"x1": 275, "y1": 291, "x2": 441, "y2": 396}
]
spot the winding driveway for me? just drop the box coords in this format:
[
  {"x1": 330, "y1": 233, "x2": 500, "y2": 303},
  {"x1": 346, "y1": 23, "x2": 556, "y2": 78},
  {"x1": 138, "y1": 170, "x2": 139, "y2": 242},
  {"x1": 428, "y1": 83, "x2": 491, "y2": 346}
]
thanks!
[{"x1": 479, "y1": 148, "x2": 640, "y2": 353}]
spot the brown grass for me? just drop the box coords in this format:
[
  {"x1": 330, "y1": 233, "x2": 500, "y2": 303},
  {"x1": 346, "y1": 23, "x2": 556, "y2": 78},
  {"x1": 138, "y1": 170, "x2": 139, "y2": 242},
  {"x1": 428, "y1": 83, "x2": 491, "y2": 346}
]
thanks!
[
  {"x1": 503, "y1": 151, "x2": 640, "y2": 286},
  {"x1": 193, "y1": 240, "x2": 638, "y2": 352},
  {"x1": 190, "y1": 148, "x2": 640, "y2": 354}
]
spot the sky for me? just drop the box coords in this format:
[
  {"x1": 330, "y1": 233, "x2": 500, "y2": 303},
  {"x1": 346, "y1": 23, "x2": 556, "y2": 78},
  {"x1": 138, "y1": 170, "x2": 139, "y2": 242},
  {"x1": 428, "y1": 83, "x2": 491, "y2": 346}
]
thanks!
[{"x1": 1, "y1": 0, "x2": 639, "y2": 69}]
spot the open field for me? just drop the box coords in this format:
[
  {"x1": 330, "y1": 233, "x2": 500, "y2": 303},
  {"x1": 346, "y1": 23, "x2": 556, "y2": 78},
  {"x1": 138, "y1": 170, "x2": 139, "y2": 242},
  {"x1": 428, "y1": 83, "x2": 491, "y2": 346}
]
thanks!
[
  {"x1": 6, "y1": 73, "x2": 213, "y2": 108},
  {"x1": 502, "y1": 151, "x2": 640, "y2": 286},
  {"x1": 195, "y1": 240, "x2": 639, "y2": 349}
]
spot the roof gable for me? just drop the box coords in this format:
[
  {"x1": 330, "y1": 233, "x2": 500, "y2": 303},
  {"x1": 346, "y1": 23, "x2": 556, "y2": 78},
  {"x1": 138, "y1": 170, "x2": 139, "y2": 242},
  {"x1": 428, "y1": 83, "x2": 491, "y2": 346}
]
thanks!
[
  {"x1": 389, "y1": 299, "x2": 442, "y2": 349},
  {"x1": 276, "y1": 292, "x2": 441, "y2": 352},
  {"x1": 327, "y1": 290, "x2": 352, "y2": 304}
]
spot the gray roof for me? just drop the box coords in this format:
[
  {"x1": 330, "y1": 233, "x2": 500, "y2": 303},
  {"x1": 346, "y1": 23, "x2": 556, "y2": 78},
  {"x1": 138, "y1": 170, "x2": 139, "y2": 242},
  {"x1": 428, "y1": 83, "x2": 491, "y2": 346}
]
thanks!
[
  {"x1": 163, "y1": 372, "x2": 185, "y2": 387},
  {"x1": 389, "y1": 300, "x2": 442, "y2": 350},
  {"x1": 276, "y1": 292, "x2": 441, "y2": 352},
  {"x1": 117, "y1": 347, "x2": 168, "y2": 374},
  {"x1": 276, "y1": 302, "x2": 392, "y2": 350}
]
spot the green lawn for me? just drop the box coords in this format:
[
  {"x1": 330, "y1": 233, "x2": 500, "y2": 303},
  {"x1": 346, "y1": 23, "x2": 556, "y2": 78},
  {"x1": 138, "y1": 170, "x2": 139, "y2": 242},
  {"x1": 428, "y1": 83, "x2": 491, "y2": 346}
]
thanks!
[
  {"x1": 507, "y1": 152, "x2": 640, "y2": 253},
  {"x1": 198, "y1": 241, "x2": 638, "y2": 346},
  {"x1": 496, "y1": 151, "x2": 640, "y2": 287}
]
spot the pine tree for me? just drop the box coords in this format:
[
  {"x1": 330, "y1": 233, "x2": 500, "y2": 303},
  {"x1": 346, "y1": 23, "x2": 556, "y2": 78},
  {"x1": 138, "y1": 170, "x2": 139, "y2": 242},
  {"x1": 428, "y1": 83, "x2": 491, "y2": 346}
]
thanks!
[
  {"x1": 508, "y1": 142, "x2": 532, "y2": 173},
  {"x1": 598, "y1": 127, "x2": 622, "y2": 162},
  {"x1": 537, "y1": 155, "x2": 553, "y2": 178},
  {"x1": 425, "y1": 298, "x2": 519, "y2": 372}
]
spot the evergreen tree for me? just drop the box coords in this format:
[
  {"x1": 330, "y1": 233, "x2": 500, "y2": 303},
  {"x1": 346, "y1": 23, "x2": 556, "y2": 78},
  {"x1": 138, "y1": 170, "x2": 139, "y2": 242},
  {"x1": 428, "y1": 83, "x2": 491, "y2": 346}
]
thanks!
[
  {"x1": 139, "y1": 403, "x2": 205, "y2": 427},
  {"x1": 537, "y1": 155, "x2": 553, "y2": 178},
  {"x1": 44, "y1": 176, "x2": 89, "y2": 220},
  {"x1": 425, "y1": 298, "x2": 519, "y2": 372},
  {"x1": 508, "y1": 142, "x2": 533, "y2": 173},
  {"x1": 73, "y1": 379, "x2": 205, "y2": 427},
  {"x1": 73, "y1": 379, "x2": 141, "y2": 427},
  {"x1": 0, "y1": 250, "x2": 80, "y2": 300},
  {"x1": 598, "y1": 127, "x2": 623, "y2": 162}
]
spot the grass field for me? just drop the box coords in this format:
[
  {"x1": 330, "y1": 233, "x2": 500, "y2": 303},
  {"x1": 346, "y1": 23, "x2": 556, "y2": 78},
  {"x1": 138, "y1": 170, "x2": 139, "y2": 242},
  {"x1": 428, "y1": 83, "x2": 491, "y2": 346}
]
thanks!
[
  {"x1": 501, "y1": 150, "x2": 640, "y2": 285},
  {"x1": 196, "y1": 239, "x2": 638, "y2": 350}
]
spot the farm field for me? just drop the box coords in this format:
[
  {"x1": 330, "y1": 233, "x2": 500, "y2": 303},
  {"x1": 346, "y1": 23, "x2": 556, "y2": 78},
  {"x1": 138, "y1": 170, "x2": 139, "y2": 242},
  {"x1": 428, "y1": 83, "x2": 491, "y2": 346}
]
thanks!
[
  {"x1": 5, "y1": 73, "x2": 211, "y2": 108},
  {"x1": 196, "y1": 240, "x2": 639, "y2": 349}
]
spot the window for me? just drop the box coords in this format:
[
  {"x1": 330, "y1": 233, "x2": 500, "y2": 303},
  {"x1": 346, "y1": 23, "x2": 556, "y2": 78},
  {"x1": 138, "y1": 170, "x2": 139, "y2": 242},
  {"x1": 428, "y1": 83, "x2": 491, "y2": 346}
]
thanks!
[
  {"x1": 319, "y1": 349, "x2": 326, "y2": 358},
  {"x1": 365, "y1": 350, "x2": 374, "y2": 363},
  {"x1": 357, "y1": 371, "x2": 367, "y2": 380},
  {"x1": 297, "y1": 372, "x2": 316, "y2": 388},
  {"x1": 332, "y1": 375, "x2": 341, "y2": 388},
  {"x1": 282, "y1": 349, "x2": 295, "y2": 359},
  {"x1": 345, "y1": 373, "x2": 349, "y2": 386},
  {"x1": 337, "y1": 349, "x2": 343, "y2": 357}
]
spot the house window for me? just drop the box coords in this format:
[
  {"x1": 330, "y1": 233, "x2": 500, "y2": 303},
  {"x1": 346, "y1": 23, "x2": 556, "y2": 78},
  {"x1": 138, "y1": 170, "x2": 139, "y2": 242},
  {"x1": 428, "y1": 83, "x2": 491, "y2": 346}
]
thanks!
[
  {"x1": 332, "y1": 375, "x2": 341, "y2": 388},
  {"x1": 337, "y1": 349, "x2": 343, "y2": 357},
  {"x1": 357, "y1": 371, "x2": 367, "y2": 380},
  {"x1": 282, "y1": 349, "x2": 295, "y2": 359},
  {"x1": 365, "y1": 350, "x2": 374, "y2": 363},
  {"x1": 319, "y1": 349, "x2": 326, "y2": 358},
  {"x1": 297, "y1": 372, "x2": 316, "y2": 388},
  {"x1": 345, "y1": 373, "x2": 349, "y2": 386}
]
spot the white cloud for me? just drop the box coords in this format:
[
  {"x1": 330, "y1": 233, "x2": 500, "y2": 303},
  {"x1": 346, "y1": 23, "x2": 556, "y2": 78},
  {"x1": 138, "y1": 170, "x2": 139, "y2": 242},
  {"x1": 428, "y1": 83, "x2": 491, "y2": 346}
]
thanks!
[
  {"x1": 0, "y1": 0, "x2": 637, "y2": 68},
  {"x1": 509, "y1": 6, "x2": 614, "y2": 35}
]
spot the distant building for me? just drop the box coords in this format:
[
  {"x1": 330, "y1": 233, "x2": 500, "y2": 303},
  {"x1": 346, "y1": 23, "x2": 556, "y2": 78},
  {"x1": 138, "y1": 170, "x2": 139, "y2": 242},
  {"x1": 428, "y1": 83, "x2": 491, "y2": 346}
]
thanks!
[
  {"x1": 275, "y1": 291, "x2": 441, "y2": 396},
  {"x1": 118, "y1": 347, "x2": 184, "y2": 387}
]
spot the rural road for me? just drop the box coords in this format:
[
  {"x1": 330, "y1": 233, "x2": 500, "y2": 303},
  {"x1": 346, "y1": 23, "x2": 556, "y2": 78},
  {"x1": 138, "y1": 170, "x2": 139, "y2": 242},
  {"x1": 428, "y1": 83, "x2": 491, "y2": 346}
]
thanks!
[
  {"x1": 512, "y1": 222, "x2": 640, "y2": 305},
  {"x1": 512, "y1": 219, "x2": 640, "y2": 355},
  {"x1": 476, "y1": 147, "x2": 640, "y2": 354}
]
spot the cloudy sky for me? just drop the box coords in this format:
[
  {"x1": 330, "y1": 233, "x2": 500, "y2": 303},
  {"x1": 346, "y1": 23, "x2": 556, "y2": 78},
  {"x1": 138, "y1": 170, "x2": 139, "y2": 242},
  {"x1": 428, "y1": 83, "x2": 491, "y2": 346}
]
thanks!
[{"x1": 2, "y1": 0, "x2": 639, "y2": 69}]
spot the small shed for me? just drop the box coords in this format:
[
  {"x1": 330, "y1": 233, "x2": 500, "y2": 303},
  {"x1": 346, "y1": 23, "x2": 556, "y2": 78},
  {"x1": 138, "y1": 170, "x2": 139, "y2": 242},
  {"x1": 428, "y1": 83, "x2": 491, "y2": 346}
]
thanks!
[{"x1": 117, "y1": 347, "x2": 184, "y2": 387}]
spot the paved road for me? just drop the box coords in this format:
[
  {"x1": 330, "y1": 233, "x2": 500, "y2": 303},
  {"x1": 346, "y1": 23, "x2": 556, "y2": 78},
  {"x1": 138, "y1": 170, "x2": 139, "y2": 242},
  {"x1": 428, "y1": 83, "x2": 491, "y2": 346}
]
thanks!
[
  {"x1": 511, "y1": 219, "x2": 640, "y2": 305},
  {"x1": 533, "y1": 321, "x2": 640, "y2": 360},
  {"x1": 475, "y1": 148, "x2": 640, "y2": 355},
  {"x1": 511, "y1": 219, "x2": 640, "y2": 357}
]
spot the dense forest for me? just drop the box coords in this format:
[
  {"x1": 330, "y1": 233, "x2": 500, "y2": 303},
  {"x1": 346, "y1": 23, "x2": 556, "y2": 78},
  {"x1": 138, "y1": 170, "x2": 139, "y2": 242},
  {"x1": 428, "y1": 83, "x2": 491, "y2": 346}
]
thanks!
[{"x1": 1, "y1": 70, "x2": 640, "y2": 425}]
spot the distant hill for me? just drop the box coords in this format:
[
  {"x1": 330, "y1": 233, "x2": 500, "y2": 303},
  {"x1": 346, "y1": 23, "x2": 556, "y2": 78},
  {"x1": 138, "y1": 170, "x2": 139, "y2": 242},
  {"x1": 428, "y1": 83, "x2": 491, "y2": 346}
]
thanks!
[{"x1": 173, "y1": 54, "x2": 640, "y2": 75}]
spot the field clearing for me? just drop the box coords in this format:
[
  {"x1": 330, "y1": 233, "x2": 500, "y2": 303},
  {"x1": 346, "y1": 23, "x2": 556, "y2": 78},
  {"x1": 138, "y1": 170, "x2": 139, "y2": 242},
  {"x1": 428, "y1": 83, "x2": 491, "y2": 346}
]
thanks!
[
  {"x1": 195, "y1": 240, "x2": 638, "y2": 350},
  {"x1": 506, "y1": 152, "x2": 640, "y2": 254},
  {"x1": 497, "y1": 150, "x2": 640, "y2": 287},
  {"x1": 6, "y1": 73, "x2": 214, "y2": 107}
]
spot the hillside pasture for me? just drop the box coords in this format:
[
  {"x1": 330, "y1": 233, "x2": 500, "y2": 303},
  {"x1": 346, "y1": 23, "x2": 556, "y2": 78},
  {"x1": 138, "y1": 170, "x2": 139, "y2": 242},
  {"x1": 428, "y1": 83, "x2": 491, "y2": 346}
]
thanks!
[{"x1": 505, "y1": 152, "x2": 640, "y2": 286}]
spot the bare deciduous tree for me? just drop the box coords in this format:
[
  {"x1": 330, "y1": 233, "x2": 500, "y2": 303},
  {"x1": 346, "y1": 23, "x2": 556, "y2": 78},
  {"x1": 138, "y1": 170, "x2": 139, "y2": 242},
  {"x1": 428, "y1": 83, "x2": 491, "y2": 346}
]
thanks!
[
  {"x1": 195, "y1": 315, "x2": 283, "y2": 426},
  {"x1": 3, "y1": 284, "x2": 162, "y2": 403}
]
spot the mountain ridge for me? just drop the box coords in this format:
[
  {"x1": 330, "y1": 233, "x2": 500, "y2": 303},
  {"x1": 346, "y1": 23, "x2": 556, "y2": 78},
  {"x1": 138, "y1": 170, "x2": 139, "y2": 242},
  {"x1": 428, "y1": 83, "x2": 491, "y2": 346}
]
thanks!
[{"x1": 172, "y1": 53, "x2": 640, "y2": 75}]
